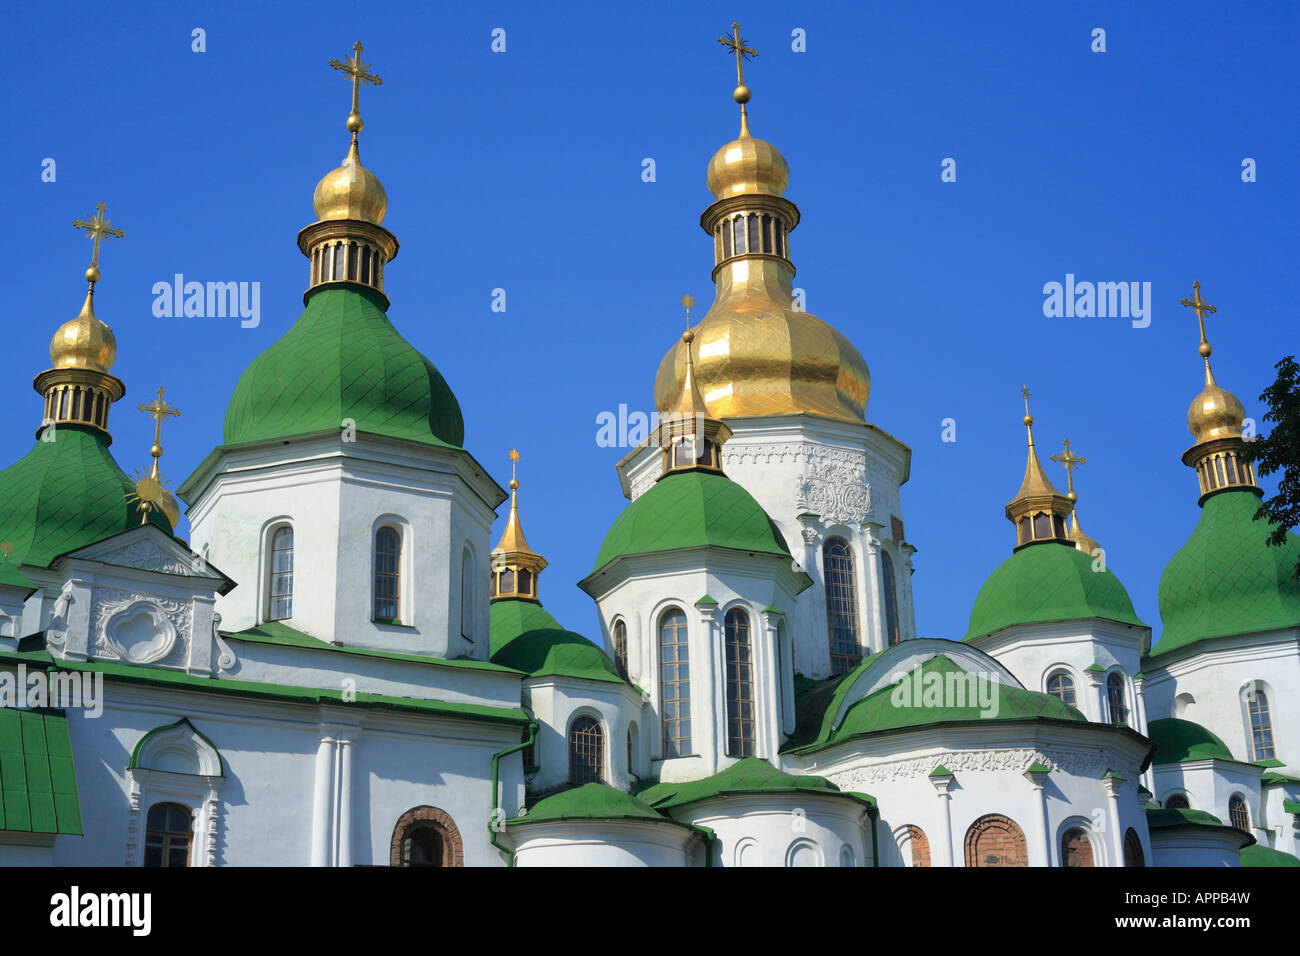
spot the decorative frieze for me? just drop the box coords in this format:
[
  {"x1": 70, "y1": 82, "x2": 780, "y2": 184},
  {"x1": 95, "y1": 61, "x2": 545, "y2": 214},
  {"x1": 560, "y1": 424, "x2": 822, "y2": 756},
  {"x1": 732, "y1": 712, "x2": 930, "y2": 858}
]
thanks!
[{"x1": 825, "y1": 747, "x2": 1118, "y2": 789}]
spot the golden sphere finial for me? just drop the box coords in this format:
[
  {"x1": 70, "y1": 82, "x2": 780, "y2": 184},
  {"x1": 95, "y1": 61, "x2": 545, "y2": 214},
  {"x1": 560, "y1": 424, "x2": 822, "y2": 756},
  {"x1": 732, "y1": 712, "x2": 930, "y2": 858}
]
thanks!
[
  {"x1": 683, "y1": 330, "x2": 695, "y2": 345},
  {"x1": 85, "y1": 265, "x2": 100, "y2": 284},
  {"x1": 1199, "y1": 342, "x2": 1212, "y2": 358},
  {"x1": 734, "y1": 84, "x2": 751, "y2": 104},
  {"x1": 1023, "y1": 414, "x2": 1034, "y2": 427},
  {"x1": 509, "y1": 478, "x2": 519, "y2": 491},
  {"x1": 347, "y1": 111, "x2": 363, "y2": 133}
]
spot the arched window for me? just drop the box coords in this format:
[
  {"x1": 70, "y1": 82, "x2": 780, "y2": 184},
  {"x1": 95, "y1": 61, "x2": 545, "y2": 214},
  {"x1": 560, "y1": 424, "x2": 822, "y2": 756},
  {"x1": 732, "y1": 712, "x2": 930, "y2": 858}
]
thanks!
[
  {"x1": 267, "y1": 526, "x2": 294, "y2": 621},
  {"x1": 963, "y1": 814, "x2": 1028, "y2": 867},
  {"x1": 1229, "y1": 794, "x2": 1250, "y2": 831},
  {"x1": 1047, "y1": 671, "x2": 1076, "y2": 707},
  {"x1": 902, "y1": 825, "x2": 931, "y2": 867},
  {"x1": 1247, "y1": 688, "x2": 1275, "y2": 760},
  {"x1": 659, "y1": 608, "x2": 691, "y2": 757},
  {"x1": 1106, "y1": 672, "x2": 1128, "y2": 726},
  {"x1": 390, "y1": 806, "x2": 463, "y2": 867},
  {"x1": 881, "y1": 551, "x2": 901, "y2": 646},
  {"x1": 724, "y1": 608, "x2": 755, "y2": 757},
  {"x1": 1123, "y1": 828, "x2": 1145, "y2": 867},
  {"x1": 612, "y1": 620, "x2": 628, "y2": 679},
  {"x1": 143, "y1": 802, "x2": 192, "y2": 868},
  {"x1": 373, "y1": 526, "x2": 401, "y2": 622},
  {"x1": 1061, "y1": 827, "x2": 1094, "y2": 867},
  {"x1": 1164, "y1": 793, "x2": 1190, "y2": 810},
  {"x1": 568, "y1": 715, "x2": 604, "y2": 784},
  {"x1": 823, "y1": 537, "x2": 861, "y2": 674}
]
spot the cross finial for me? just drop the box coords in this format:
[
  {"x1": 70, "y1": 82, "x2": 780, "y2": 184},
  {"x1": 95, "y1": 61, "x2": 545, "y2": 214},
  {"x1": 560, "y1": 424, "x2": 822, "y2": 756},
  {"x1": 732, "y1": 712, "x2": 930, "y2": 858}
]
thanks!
[
  {"x1": 509, "y1": 448, "x2": 520, "y2": 484},
  {"x1": 681, "y1": 294, "x2": 696, "y2": 331},
  {"x1": 717, "y1": 21, "x2": 758, "y2": 131},
  {"x1": 1050, "y1": 438, "x2": 1087, "y2": 498},
  {"x1": 1179, "y1": 280, "x2": 1218, "y2": 374},
  {"x1": 138, "y1": 386, "x2": 181, "y2": 476},
  {"x1": 72, "y1": 202, "x2": 125, "y2": 288},
  {"x1": 329, "y1": 41, "x2": 383, "y2": 137}
]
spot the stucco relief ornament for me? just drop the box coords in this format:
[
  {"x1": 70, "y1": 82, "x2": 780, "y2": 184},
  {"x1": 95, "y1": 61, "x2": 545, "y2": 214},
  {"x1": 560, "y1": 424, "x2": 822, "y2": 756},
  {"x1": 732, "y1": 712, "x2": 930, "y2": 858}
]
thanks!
[
  {"x1": 96, "y1": 541, "x2": 189, "y2": 575},
  {"x1": 212, "y1": 613, "x2": 236, "y2": 672},
  {"x1": 45, "y1": 583, "x2": 75, "y2": 649},
  {"x1": 91, "y1": 588, "x2": 190, "y2": 664},
  {"x1": 825, "y1": 748, "x2": 1112, "y2": 789},
  {"x1": 795, "y1": 449, "x2": 871, "y2": 527}
]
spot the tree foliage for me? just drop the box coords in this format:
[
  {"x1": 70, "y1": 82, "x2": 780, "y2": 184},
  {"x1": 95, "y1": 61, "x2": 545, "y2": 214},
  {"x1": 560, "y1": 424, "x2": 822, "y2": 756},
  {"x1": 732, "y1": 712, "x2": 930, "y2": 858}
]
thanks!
[{"x1": 1241, "y1": 355, "x2": 1300, "y2": 578}]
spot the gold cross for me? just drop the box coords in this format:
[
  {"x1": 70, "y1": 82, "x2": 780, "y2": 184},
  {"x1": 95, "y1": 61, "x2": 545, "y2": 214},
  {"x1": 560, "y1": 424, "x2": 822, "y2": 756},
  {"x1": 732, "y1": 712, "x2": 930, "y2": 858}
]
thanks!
[
  {"x1": 681, "y1": 294, "x2": 695, "y2": 330},
  {"x1": 1020, "y1": 384, "x2": 1031, "y2": 414},
  {"x1": 139, "y1": 386, "x2": 181, "y2": 467},
  {"x1": 329, "y1": 41, "x2": 383, "y2": 120},
  {"x1": 1050, "y1": 438, "x2": 1086, "y2": 495},
  {"x1": 718, "y1": 21, "x2": 758, "y2": 88},
  {"x1": 72, "y1": 202, "x2": 125, "y2": 273},
  {"x1": 1179, "y1": 280, "x2": 1217, "y2": 350}
]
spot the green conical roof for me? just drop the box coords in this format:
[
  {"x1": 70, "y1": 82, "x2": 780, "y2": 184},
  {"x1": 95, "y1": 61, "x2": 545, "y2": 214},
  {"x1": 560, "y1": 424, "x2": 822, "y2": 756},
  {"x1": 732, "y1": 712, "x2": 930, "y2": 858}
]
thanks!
[
  {"x1": 1147, "y1": 717, "x2": 1235, "y2": 764},
  {"x1": 637, "y1": 757, "x2": 873, "y2": 811},
  {"x1": 592, "y1": 470, "x2": 791, "y2": 573},
  {"x1": 0, "y1": 426, "x2": 170, "y2": 584},
  {"x1": 223, "y1": 286, "x2": 463, "y2": 449},
  {"x1": 489, "y1": 597, "x2": 625, "y2": 684},
  {"x1": 965, "y1": 541, "x2": 1144, "y2": 641},
  {"x1": 1152, "y1": 489, "x2": 1300, "y2": 661}
]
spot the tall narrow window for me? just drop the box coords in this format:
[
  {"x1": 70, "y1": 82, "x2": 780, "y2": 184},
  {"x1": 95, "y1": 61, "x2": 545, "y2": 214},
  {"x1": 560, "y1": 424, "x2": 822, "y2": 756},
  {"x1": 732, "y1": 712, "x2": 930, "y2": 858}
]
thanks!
[
  {"x1": 722, "y1": 222, "x2": 732, "y2": 258},
  {"x1": 724, "y1": 608, "x2": 755, "y2": 757},
  {"x1": 1229, "y1": 794, "x2": 1250, "y2": 831},
  {"x1": 747, "y1": 213, "x2": 760, "y2": 253},
  {"x1": 761, "y1": 214, "x2": 773, "y2": 253},
  {"x1": 732, "y1": 216, "x2": 745, "y2": 255},
  {"x1": 1248, "y1": 688, "x2": 1275, "y2": 760},
  {"x1": 333, "y1": 243, "x2": 345, "y2": 280},
  {"x1": 823, "y1": 537, "x2": 861, "y2": 675},
  {"x1": 1047, "y1": 672, "x2": 1076, "y2": 707},
  {"x1": 881, "y1": 551, "x2": 901, "y2": 646},
  {"x1": 144, "y1": 802, "x2": 192, "y2": 868},
  {"x1": 374, "y1": 527, "x2": 401, "y2": 622},
  {"x1": 1106, "y1": 672, "x2": 1128, "y2": 726},
  {"x1": 659, "y1": 608, "x2": 691, "y2": 757},
  {"x1": 347, "y1": 242, "x2": 358, "y2": 280},
  {"x1": 568, "y1": 715, "x2": 604, "y2": 784},
  {"x1": 612, "y1": 620, "x2": 628, "y2": 679},
  {"x1": 267, "y1": 526, "x2": 294, "y2": 621}
]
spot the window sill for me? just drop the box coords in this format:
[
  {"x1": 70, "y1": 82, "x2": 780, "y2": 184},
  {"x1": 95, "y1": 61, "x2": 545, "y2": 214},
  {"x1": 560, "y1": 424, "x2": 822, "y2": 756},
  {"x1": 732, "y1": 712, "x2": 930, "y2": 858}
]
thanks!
[{"x1": 372, "y1": 618, "x2": 415, "y2": 630}]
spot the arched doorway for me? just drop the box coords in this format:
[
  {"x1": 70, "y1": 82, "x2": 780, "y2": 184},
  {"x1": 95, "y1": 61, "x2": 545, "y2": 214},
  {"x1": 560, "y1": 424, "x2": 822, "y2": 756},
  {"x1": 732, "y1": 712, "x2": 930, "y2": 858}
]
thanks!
[
  {"x1": 390, "y1": 806, "x2": 464, "y2": 867},
  {"x1": 964, "y1": 814, "x2": 1028, "y2": 867}
]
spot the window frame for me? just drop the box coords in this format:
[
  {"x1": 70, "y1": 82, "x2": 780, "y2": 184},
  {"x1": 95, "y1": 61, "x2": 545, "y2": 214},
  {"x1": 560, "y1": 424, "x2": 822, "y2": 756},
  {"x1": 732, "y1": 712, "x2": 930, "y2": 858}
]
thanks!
[
  {"x1": 658, "y1": 607, "x2": 692, "y2": 759},
  {"x1": 567, "y1": 713, "x2": 606, "y2": 785},
  {"x1": 823, "y1": 535, "x2": 862, "y2": 674},
  {"x1": 265, "y1": 523, "x2": 294, "y2": 622},
  {"x1": 372, "y1": 524, "x2": 403, "y2": 624},
  {"x1": 723, "y1": 606, "x2": 756, "y2": 758}
]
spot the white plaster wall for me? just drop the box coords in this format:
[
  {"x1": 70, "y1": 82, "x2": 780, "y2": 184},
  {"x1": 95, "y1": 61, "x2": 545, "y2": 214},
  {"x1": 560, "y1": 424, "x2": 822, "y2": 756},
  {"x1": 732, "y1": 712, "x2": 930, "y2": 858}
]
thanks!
[
  {"x1": 511, "y1": 820, "x2": 696, "y2": 866},
  {"x1": 1148, "y1": 830, "x2": 1244, "y2": 867},
  {"x1": 524, "y1": 677, "x2": 645, "y2": 794},
  {"x1": 671, "y1": 793, "x2": 871, "y2": 867}
]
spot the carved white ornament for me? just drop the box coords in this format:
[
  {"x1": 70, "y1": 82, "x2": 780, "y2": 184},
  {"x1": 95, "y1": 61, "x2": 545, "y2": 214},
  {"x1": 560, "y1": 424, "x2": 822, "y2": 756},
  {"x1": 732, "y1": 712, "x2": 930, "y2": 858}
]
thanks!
[
  {"x1": 91, "y1": 588, "x2": 190, "y2": 664},
  {"x1": 824, "y1": 748, "x2": 1120, "y2": 789},
  {"x1": 94, "y1": 541, "x2": 190, "y2": 575}
]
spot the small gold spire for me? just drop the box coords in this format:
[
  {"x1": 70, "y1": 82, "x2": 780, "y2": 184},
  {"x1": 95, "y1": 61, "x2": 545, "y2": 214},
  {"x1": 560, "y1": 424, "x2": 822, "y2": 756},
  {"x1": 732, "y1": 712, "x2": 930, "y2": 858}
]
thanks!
[
  {"x1": 718, "y1": 21, "x2": 758, "y2": 136},
  {"x1": 53, "y1": 203, "x2": 125, "y2": 373},
  {"x1": 312, "y1": 42, "x2": 389, "y2": 226},
  {"x1": 329, "y1": 41, "x2": 383, "y2": 141},
  {"x1": 126, "y1": 387, "x2": 182, "y2": 529},
  {"x1": 657, "y1": 298, "x2": 732, "y2": 478},
  {"x1": 1050, "y1": 438, "x2": 1100, "y2": 555},
  {"x1": 1005, "y1": 386, "x2": 1073, "y2": 548},
  {"x1": 491, "y1": 450, "x2": 548, "y2": 602}
]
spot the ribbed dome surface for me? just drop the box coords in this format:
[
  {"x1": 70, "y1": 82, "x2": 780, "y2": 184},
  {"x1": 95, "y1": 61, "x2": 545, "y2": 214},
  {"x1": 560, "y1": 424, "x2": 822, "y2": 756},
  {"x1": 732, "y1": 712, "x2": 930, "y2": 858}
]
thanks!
[{"x1": 223, "y1": 286, "x2": 463, "y2": 449}]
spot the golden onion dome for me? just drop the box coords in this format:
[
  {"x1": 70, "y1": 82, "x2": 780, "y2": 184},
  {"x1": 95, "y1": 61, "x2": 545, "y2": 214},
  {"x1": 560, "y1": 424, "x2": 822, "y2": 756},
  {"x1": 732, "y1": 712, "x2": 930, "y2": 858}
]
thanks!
[
  {"x1": 1187, "y1": 378, "x2": 1246, "y2": 444},
  {"x1": 654, "y1": 297, "x2": 870, "y2": 422},
  {"x1": 706, "y1": 130, "x2": 790, "y2": 199},
  {"x1": 50, "y1": 287, "x2": 117, "y2": 373},
  {"x1": 312, "y1": 139, "x2": 387, "y2": 225}
]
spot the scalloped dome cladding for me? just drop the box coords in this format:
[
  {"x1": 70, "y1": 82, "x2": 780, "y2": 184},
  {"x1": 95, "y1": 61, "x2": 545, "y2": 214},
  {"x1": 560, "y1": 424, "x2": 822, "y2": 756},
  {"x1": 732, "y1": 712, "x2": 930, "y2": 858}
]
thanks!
[
  {"x1": 0, "y1": 427, "x2": 170, "y2": 570},
  {"x1": 1154, "y1": 489, "x2": 1300, "y2": 657},
  {"x1": 592, "y1": 470, "x2": 791, "y2": 572},
  {"x1": 489, "y1": 598, "x2": 624, "y2": 683},
  {"x1": 965, "y1": 542, "x2": 1144, "y2": 641},
  {"x1": 223, "y1": 287, "x2": 463, "y2": 448}
]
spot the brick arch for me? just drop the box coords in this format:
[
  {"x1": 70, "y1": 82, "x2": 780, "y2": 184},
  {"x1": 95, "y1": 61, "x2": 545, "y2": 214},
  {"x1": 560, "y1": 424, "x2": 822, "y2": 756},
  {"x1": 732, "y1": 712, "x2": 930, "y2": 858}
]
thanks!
[
  {"x1": 901, "y1": 825, "x2": 931, "y2": 867},
  {"x1": 963, "y1": 813, "x2": 1028, "y2": 867},
  {"x1": 1061, "y1": 826, "x2": 1095, "y2": 867},
  {"x1": 390, "y1": 805, "x2": 464, "y2": 867}
]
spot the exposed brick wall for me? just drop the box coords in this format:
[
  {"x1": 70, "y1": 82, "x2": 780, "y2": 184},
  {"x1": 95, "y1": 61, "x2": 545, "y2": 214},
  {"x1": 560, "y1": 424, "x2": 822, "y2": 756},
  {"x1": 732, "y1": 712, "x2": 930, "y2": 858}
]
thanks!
[
  {"x1": 389, "y1": 805, "x2": 464, "y2": 867},
  {"x1": 963, "y1": 814, "x2": 1028, "y2": 867},
  {"x1": 905, "y1": 825, "x2": 931, "y2": 867},
  {"x1": 1061, "y1": 827, "x2": 1094, "y2": 867}
]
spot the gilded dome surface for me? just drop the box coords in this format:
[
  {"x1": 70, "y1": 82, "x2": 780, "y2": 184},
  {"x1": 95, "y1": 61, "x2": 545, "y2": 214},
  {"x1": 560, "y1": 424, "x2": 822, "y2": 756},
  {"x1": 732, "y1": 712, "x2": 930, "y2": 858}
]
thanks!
[
  {"x1": 706, "y1": 131, "x2": 789, "y2": 199},
  {"x1": 50, "y1": 298, "x2": 117, "y2": 373},
  {"x1": 653, "y1": 292, "x2": 870, "y2": 422},
  {"x1": 312, "y1": 141, "x2": 388, "y2": 225},
  {"x1": 1187, "y1": 380, "x2": 1246, "y2": 444}
]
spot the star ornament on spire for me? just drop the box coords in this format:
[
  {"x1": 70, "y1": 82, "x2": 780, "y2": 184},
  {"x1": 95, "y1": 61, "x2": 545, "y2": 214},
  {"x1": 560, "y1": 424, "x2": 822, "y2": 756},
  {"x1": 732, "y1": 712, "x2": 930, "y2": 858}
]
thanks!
[{"x1": 126, "y1": 387, "x2": 182, "y2": 524}]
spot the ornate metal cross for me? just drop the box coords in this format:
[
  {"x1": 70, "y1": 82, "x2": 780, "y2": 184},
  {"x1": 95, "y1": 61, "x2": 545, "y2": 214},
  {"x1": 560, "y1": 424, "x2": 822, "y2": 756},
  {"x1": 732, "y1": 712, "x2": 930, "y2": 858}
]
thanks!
[
  {"x1": 1050, "y1": 438, "x2": 1087, "y2": 494},
  {"x1": 1179, "y1": 280, "x2": 1218, "y2": 349},
  {"x1": 72, "y1": 202, "x2": 125, "y2": 272},
  {"x1": 718, "y1": 21, "x2": 757, "y2": 87},
  {"x1": 330, "y1": 41, "x2": 383, "y2": 118}
]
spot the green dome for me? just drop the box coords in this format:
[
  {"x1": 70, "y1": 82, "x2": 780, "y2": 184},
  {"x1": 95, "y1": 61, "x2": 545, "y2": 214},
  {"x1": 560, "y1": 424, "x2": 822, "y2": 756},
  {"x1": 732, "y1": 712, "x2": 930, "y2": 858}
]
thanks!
[
  {"x1": 0, "y1": 426, "x2": 170, "y2": 584},
  {"x1": 1153, "y1": 489, "x2": 1300, "y2": 660},
  {"x1": 489, "y1": 598, "x2": 624, "y2": 684},
  {"x1": 1147, "y1": 717, "x2": 1235, "y2": 764},
  {"x1": 509, "y1": 783, "x2": 673, "y2": 826},
  {"x1": 965, "y1": 541, "x2": 1144, "y2": 641},
  {"x1": 592, "y1": 470, "x2": 791, "y2": 573},
  {"x1": 223, "y1": 286, "x2": 463, "y2": 449}
]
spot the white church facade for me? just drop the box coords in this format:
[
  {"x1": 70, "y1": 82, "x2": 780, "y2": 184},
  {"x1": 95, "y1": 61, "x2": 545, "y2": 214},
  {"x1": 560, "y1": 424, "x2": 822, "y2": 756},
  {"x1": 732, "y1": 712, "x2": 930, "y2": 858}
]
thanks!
[{"x1": 0, "y1": 36, "x2": 1296, "y2": 869}]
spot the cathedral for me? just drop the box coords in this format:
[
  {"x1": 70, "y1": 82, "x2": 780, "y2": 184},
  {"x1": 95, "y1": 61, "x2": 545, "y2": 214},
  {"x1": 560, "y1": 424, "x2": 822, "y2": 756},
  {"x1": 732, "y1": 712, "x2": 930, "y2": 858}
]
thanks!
[{"x1": 0, "y1": 31, "x2": 1296, "y2": 869}]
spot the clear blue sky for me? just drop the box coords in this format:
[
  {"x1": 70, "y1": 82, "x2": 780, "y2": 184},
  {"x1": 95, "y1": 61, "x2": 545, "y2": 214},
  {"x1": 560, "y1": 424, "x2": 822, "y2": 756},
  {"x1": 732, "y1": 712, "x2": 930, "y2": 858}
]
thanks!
[{"x1": 5, "y1": 1, "x2": 1296, "y2": 653}]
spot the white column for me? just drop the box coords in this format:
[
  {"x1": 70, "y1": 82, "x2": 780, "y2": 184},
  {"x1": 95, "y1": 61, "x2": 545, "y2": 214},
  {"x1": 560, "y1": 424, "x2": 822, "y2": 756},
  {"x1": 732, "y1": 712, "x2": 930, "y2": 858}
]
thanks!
[
  {"x1": 696, "y1": 599, "x2": 720, "y2": 771},
  {"x1": 310, "y1": 736, "x2": 335, "y2": 867},
  {"x1": 930, "y1": 770, "x2": 957, "y2": 867},
  {"x1": 1103, "y1": 773, "x2": 1125, "y2": 867},
  {"x1": 759, "y1": 608, "x2": 783, "y2": 762},
  {"x1": 1024, "y1": 766, "x2": 1051, "y2": 866},
  {"x1": 861, "y1": 521, "x2": 885, "y2": 654},
  {"x1": 900, "y1": 542, "x2": 918, "y2": 641},
  {"x1": 336, "y1": 736, "x2": 355, "y2": 868}
]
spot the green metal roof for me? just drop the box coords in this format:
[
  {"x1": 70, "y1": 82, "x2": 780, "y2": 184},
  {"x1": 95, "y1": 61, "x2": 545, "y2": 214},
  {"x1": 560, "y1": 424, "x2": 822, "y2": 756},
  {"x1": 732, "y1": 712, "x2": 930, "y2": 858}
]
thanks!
[
  {"x1": 1240, "y1": 844, "x2": 1300, "y2": 867},
  {"x1": 509, "y1": 783, "x2": 682, "y2": 827},
  {"x1": 1145, "y1": 806, "x2": 1246, "y2": 836},
  {"x1": 965, "y1": 541, "x2": 1144, "y2": 641},
  {"x1": 222, "y1": 285, "x2": 464, "y2": 449},
  {"x1": 787, "y1": 654, "x2": 1087, "y2": 753},
  {"x1": 1151, "y1": 489, "x2": 1300, "y2": 661},
  {"x1": 0, "y1": 426, "x2": 171, "y2": 575},
  {"x1": 1146, "y1": 717, "x2": 1236, "y2": 764},
  {"x1": 489, "y1": 599, "x2": 625, "y2": 685},
  {"x1": 592, "y1": 470, "x2": 792, "y2": 573},
  {"x1": 637, "y1": 757, "x2": 874, "y2": 811},
  {"x1": 0, "y1": 708, "x2": 82, "y2": 835}
]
